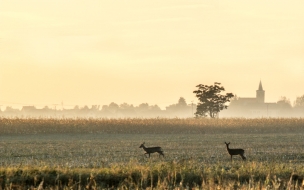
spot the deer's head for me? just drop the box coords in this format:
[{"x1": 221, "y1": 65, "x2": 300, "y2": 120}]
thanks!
[{"x1": 139, "y1": 142, "x2": 145, "y2": 148}]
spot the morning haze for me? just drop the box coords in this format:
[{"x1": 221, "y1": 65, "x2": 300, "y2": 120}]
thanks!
[{"x1": 0, "y1": 1, "x2": 303, "y2": 111}]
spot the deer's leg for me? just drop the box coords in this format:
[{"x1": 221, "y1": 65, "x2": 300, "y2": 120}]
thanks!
[
  {"x1": 241, "y1": 154, "x2": 246, "y2": 160},
  {"x1": 157, "y1": 152, "x2": 161, "y2": 157},
  {"x1": 158, "y1": 152, "x2": 164, "y2": 157},
  {"x1": 160, "y1": 151, "x2": 164, "y2": 157}
]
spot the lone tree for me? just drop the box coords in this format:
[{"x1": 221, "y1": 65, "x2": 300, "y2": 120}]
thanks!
[
  {"x1": 193, "y1": 82, "x2": 234, "y2": 118},
  {"x1": 294, "y1": 95, "x2": 304, "y2": 108}
]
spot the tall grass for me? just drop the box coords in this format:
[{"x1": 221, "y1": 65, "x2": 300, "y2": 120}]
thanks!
[
  {"x1": 0, "y1": 117, "x2": 304, "y2": 135},
  {"x1": 1, "y1": 161, "x2": 303, "y2": 189}
]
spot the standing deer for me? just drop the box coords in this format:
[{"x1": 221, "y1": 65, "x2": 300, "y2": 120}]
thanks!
[
  {"x1": 225, "y1": 142, "x2": 246, "y2": 161},
  {"x1": 139, "y1": 142, "x2": 164, "y2": 158}
]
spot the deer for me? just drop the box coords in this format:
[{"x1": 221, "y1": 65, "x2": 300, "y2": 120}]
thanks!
[
  {"x1": 225, "y1": 142, "x2": 246, "y2": 161},
  {"x1": 139, "y1": 142, "x2": 164, "y2": 158}
]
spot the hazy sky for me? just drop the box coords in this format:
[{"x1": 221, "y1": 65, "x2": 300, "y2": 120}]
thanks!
[{"x1": 1, "y1": 0, "x2": 304, "y2": 109}]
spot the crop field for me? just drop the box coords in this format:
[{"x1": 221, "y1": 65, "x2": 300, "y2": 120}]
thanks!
[{"x1": 0, "y1": 118, "x2": 304, "y2": 189}]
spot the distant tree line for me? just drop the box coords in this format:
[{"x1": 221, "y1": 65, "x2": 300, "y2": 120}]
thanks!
[
  {"x1": 0, "y1": 97, "x2": 196, "y2": 118},
  {"x1": 1, "y1": 82, "x2": 303, "y2": 118}
]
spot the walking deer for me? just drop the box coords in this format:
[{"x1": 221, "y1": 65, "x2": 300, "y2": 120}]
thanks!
[
  {"x1": 139, "y1": 142, "x2": 164, "y2": 158},
  {"x1": 225, "y1": 142, "x2": 246, "y2": 161}
]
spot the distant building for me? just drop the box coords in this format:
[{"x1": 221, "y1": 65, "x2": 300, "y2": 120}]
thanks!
[
  {"x1": 237, "y1": 81, "x2": 266, "y2": 105},
  {"x1": 21, "y1": 106, "x2": 37, "y2": 112},
  {"x1": 222, "y1": 81, "x2": 279, "y2": 118}
]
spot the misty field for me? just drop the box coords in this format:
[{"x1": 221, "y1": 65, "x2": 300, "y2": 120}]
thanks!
[{"x1": 0, "y1": 118, "x2": 304, "y2": 189}]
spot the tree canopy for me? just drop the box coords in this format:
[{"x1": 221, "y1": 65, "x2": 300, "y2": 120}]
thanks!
[
  {"x1": 294, "y1": 95, "x2": 304, "y2": 108},
  {"x1": 193, "y1": 82, "x2": 234, "y2": 118},
  {"x1": 277, "y1": 96, "x2": 292, "y2": 109}
]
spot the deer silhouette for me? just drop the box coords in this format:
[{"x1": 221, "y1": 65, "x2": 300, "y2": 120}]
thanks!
[
  {"x1": 225, "y1": 142, "x2": 246, "y2": 161},
  {"x1": 139, "y1": 142, "x2": 164, "y2": 158}
]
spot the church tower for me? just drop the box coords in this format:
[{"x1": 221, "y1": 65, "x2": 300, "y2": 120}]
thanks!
[{"x1": 256, "y1": 81, "x2": 265, "y2": 103}]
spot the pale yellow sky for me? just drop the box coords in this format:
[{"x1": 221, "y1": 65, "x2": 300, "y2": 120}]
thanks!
[{"x1": 0, "y1": 0, "x2": 304, "y2": 109}]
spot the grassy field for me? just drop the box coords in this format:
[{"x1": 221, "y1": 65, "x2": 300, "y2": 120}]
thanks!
[{"x1": 0, "y1": 117, "x2": 304, "y2": 189}]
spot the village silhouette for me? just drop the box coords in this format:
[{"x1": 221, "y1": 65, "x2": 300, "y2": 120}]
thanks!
[{"x1": 1, "y1": 81, "x2": 303, "y2": 118}]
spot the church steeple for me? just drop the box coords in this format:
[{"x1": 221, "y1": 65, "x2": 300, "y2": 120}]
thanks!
[
  {"x1": 256, "y1": 80, "x2": 265, "y2": 103},
  {"x1": 258, "y1": 80, "x2": 263, "y2": 91}
]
